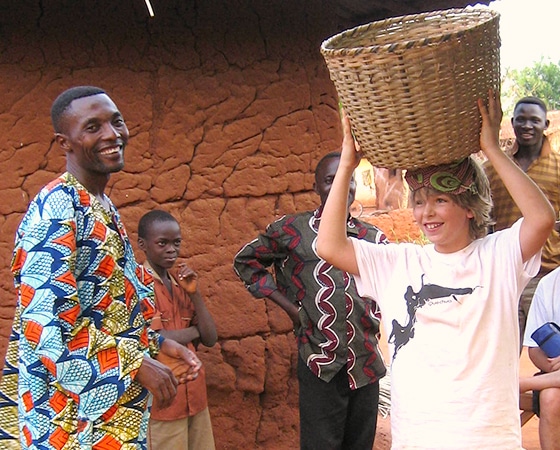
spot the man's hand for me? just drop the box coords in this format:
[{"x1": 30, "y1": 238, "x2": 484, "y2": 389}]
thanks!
[
  {"x1": 135, "y1": 356, "x2": 178, "y2": 409},
  {"x1": 157, "y1": 338, "x2": 202, "y2": 383},
  {"x1": 268, "y1": 290, "x2": 300, "y2": 330}
]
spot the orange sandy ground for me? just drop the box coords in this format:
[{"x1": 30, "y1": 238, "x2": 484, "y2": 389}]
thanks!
[{"x1": 373, "y1": 329, "x2": 541, "y2": 449}]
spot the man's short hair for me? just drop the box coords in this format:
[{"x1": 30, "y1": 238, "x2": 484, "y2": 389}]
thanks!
[
  {"x1": 514, "y1": 96, "x2": 548, "y2": 115},
  {"x1": 138, "y1": 210, "x2": 178, "y2": 239},
  {"x1": 51, "y1": 86, "x2": 106, "y2": 133}
]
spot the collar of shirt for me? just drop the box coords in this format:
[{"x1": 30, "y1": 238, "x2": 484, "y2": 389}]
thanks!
[
  {"x1": 142, "y1": 260, "x2": 179, "y2": 287},
  {"x1": 509, "y1": 135, "x2": 553, "y2": 158}
]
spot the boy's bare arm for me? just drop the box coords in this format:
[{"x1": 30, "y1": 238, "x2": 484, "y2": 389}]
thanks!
[
  {"x1": 316, "y1": 110, "x2": 361, "y2": 275},
  {"x1": 177, "y1": 263, "x2": 218, "y2": 347},
  {"x1": 158, "y1": 327, "x2": 201, "y2": 346},
  {"x1": 187, "y1": 290, "x2": 218, "y2": 347},
  {"x1": 478, "y1": 90, "x2": 555, "y2": 262}
]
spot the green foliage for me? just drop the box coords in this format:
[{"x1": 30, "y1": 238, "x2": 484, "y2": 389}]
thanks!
[{"x1": 502, "y1": 58, "x2": 560, "y2": 116}]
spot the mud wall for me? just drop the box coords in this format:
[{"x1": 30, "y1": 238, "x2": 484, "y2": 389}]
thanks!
[{"x1": 0, "y1": 1, "x2": 430, "y2": 448}]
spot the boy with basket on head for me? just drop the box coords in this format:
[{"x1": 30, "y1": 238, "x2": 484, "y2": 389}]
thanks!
[
  {"x1": 138, "y1": 210, "x2": 218, "y2": 450},
  {"x1": 316, "y1": 90, "x2": 555, "y2": 448}
]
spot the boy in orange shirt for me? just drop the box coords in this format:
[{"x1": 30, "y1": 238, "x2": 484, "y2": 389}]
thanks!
[{"x1": 138, "y1": 210, "x2": 218, "y2": 450}]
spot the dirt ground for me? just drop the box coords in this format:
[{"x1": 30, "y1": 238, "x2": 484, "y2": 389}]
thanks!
[{"x1": 373, "y1": 330, "x2": 541, "y2": 449}]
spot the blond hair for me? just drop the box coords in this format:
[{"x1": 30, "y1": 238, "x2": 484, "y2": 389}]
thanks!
[{"x1": 411, "y1": 157, "x2": 492, "y2": 240}]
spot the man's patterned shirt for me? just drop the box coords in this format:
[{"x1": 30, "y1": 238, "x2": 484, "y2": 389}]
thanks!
[
  {"x1": 0, "y1": 173, "x2": 160, "y2": 449},
  {"x1": 234, "y1": 208, "x2": 388, "y2": 389}
]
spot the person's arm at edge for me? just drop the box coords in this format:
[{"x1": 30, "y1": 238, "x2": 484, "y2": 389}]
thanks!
[
  {"x1": 316, "y1": 109, "x2": 361, "y2": 275},
  {"x1": 528, "y1": 345, "x2": 560, "y2": 373},
  {"x1": 478, "y1": 90, "x2": 555, "y2": 262},
  {"x1": 520, "y1": 369, "x2": 560, "y2": 392}
]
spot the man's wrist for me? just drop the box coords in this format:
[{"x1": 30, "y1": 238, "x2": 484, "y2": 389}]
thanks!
[{"x1": 157, "y1": 333, "x2": 166, "y2": 347}]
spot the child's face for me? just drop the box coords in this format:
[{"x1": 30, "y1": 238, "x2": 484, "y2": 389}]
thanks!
[
  {"x1": 139, "y1": 220, "x2": 182, "y2": 273},
  {"x1": 412, "y1": 189, "x2": 474, "y2": 253}
]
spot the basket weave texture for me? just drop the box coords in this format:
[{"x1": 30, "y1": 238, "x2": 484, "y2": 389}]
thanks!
[{"x1": 321, "y1": 8, "x2": 501, "y2": 169}]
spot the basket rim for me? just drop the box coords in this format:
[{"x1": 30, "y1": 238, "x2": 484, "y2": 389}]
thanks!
[{"x1": 320, "y1": 7, "x2": 499, "y2": 56}]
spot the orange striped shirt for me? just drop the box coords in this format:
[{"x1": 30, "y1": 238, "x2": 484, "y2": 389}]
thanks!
[{"x1": 484, "y1": 136, "x2": 560, "y2": 273}]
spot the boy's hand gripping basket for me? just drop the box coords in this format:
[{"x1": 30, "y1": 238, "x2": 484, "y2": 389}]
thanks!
[{"x1": 321, "y1": 7, "x2": 501, "y2": 169}]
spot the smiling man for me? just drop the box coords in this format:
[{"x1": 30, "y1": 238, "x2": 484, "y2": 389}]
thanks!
[
  {"x1": 0, "y1": 86, "x2": 201, "y2": 449},
  {"x1": 483, "y1": 97, "x2": 560, "y2": 347}
]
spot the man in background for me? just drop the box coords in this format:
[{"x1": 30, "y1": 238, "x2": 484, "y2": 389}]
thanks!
[
  {"x1": 234, "y1": 152, "x2": 387, "y2": 450},
  {"x1": 484, "y1": 96, "x2": 560, "y2": 345}
]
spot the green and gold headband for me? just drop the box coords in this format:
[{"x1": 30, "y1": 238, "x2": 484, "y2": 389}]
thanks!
[{"x1": 405, "y1": 158, "x2": 477, "y2": 195}]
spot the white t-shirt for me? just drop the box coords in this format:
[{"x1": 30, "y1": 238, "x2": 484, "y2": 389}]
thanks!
[
  {"x1": 351, "y1": 219, "x2": 539, "y2": 449},
  {"x1": 524, "y1": 266, "x2": 560, "y2": 347}
]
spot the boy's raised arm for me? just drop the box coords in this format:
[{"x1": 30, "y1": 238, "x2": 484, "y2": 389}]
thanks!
[
  {"x1": 177, "y1": 264, "x2": 218, "y2": 347},
  {"x1": 478, "y1": 90, "x2": 555, "y2": 262},
  {"x1": 316, "y1": 110, "x2": 361, "y2": 275}
]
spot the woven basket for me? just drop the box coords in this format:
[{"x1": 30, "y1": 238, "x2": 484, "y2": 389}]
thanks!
[{"x1": 321, "y1": 7, "x2": 501, "y2": 169}]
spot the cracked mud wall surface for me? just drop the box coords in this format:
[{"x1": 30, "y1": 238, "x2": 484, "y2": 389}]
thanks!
[{"x1": 0, "y1": 1, "x2": 429, "y2": 448}]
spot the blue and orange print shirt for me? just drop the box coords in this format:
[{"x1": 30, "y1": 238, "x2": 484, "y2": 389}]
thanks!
[{"x1": 0, "y1": 172, "x2": 160, "y2": 450}]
